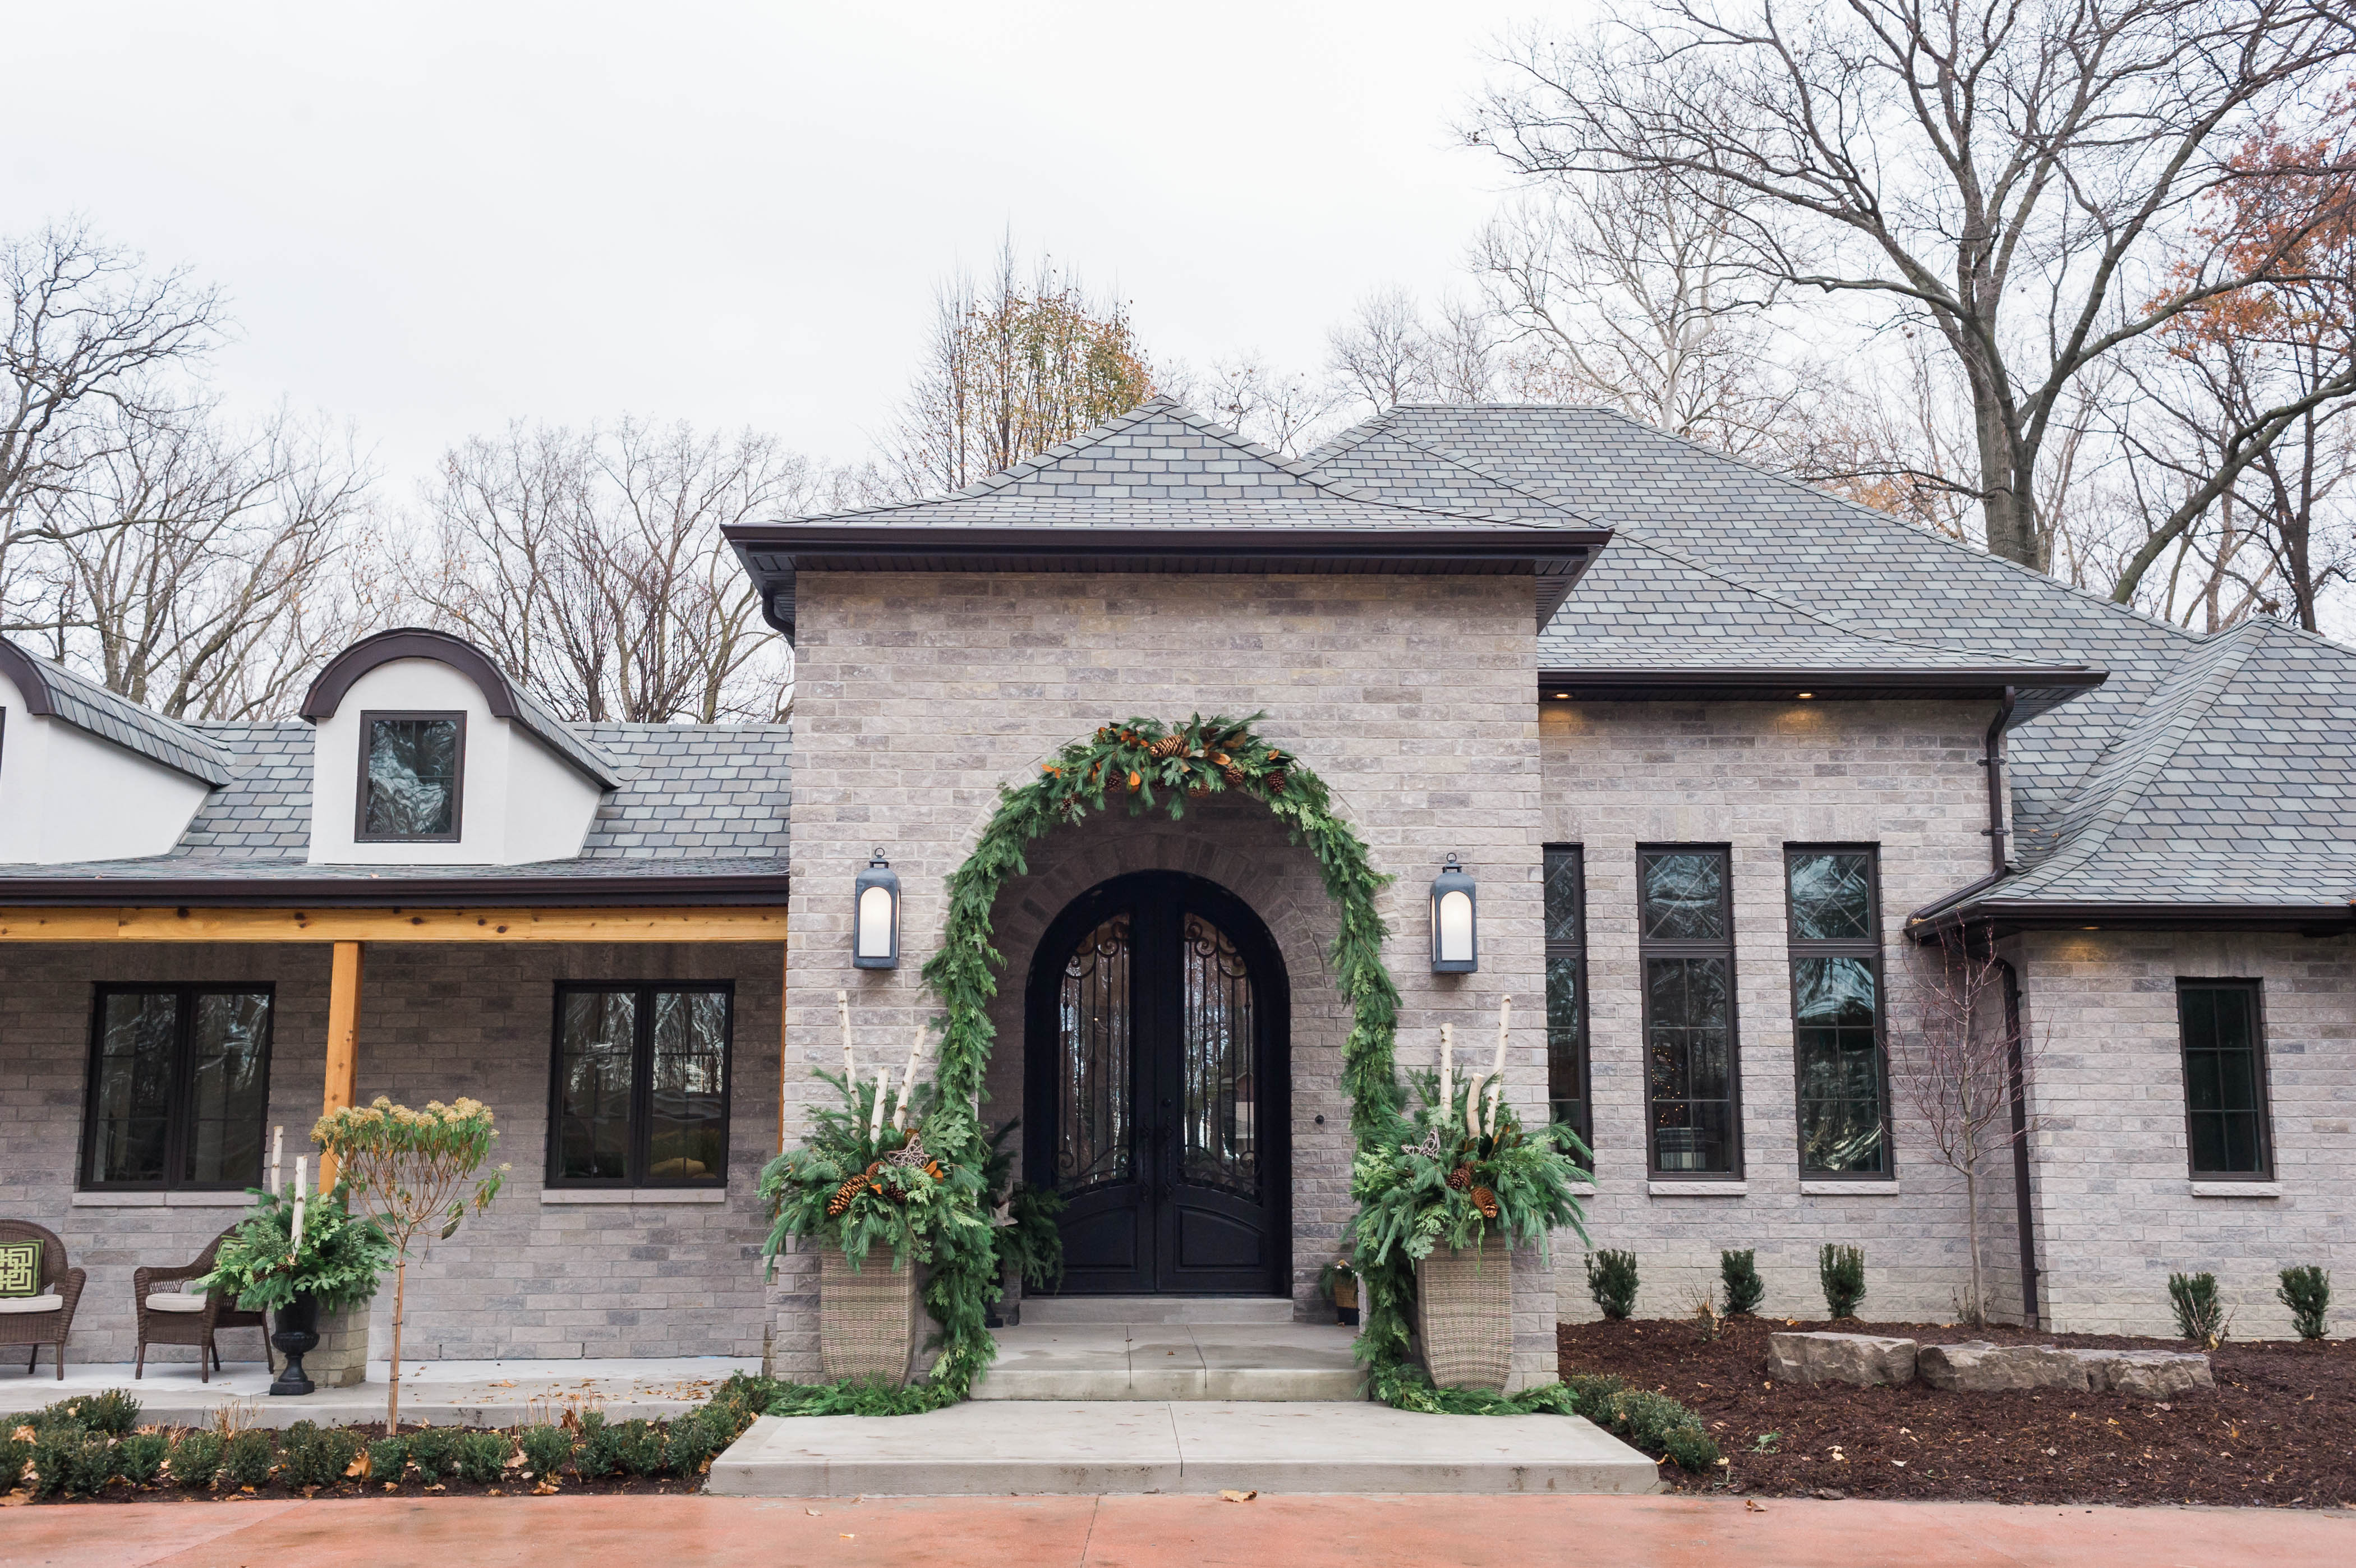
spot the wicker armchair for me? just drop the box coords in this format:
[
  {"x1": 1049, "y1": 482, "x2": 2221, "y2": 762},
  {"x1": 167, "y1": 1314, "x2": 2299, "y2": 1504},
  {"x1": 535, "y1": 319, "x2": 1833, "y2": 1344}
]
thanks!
[
  {"x1": 0, "y1": 1221, "x2": 86, "y2": 1381},
  {"x1": 133, "y1": 1227, "x2": 266, "y2": 1382}
]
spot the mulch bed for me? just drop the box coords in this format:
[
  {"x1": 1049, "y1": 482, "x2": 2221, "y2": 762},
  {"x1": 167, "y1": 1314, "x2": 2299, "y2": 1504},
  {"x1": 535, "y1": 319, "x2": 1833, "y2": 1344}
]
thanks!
[{"x1": 1560, "y1": 1315, "x2": 2356, "y2": 1508}]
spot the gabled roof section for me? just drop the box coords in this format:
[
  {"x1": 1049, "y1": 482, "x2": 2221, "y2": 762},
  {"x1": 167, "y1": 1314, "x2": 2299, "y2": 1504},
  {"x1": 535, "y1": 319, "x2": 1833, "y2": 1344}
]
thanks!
[
  {"x1": 1913, "y1": 618, "x2": 2356, "y2": 929},
  {"x1": 0, "y1": 637, "x2": 236, "y2": 787},
  {"x1": 300, "y1": 628, "x2": 624, "y2": 790},
  {"x1": 725, "y1": 397, "x2": 1612, "y2": 633},
  {"x1": 1303, "y1": 413, "x2": 2101, "y2": 707}
]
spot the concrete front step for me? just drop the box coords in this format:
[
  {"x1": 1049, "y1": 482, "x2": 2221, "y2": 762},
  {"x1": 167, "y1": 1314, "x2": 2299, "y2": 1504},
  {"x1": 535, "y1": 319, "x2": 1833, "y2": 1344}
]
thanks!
[
  {"x1": 974, "y1": 1322, "x2": 1362, "y2": 1401},
  {"x1": 1019, "y1": 1294, "x2": 1298, "y2": 1325},
  {"x1": 708, "y1": 1400, "x2": 1663, "y2": 1496}
]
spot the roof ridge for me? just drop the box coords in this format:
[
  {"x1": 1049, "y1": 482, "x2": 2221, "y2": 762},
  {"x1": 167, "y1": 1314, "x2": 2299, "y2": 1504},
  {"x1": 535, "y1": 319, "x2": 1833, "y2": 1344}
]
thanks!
[
  {"x1": 1299, "y1": 407, "x2": 1403, "y2": 468},
  {"x1": 2012, "y1": 621, "x2": 2266, "y2": 887}
]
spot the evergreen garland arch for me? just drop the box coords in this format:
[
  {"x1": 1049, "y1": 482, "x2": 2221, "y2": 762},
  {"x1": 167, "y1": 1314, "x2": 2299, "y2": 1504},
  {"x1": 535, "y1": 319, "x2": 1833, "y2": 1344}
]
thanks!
[{"x1": 912, "y1": 712, "x2": 1412, "y2": 1396}]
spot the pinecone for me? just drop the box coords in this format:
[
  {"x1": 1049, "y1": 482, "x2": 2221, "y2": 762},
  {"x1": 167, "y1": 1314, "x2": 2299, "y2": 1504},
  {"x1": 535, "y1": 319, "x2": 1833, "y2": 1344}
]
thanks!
[
  {"x1": 1446, "y1": 1165, "x2": 1474, "y2": 1191},
  {"x1": 1265, "y1": 771, "x2": 1288, "y2": 794},
  {"x1": 1470, "y1": 1185, "x2": 1500, "y2": 1220},
  {"x1": 1222, "y1": 766, "x2": 1246, "y2": 789},
  {"x1": 1185, "y1": 780, "x2": 1210, "y2": 799},
  {"x1": 826, "y1": 1175, "x2": 868, "y2": 1217},
  {"x1": 1151, "y1": 735, "x2": 1185, "y2": 760}
]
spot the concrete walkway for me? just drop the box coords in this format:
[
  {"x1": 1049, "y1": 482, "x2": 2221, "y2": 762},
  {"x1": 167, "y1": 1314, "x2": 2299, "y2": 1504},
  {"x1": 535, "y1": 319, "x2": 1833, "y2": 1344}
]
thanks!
[
  {"x1": 711, "y1": 1400, "x2": 1660, "y2": 1495},
  {"x1": 972, "y1": 1322, "x2": 1363, "y2": 1400},
  {"x1": 9, "y1": 1495, "x2": 2352, "y2": 1567},
  {"x1": 0, "y1": 1356, "x2": 758, "y2": 1428}
]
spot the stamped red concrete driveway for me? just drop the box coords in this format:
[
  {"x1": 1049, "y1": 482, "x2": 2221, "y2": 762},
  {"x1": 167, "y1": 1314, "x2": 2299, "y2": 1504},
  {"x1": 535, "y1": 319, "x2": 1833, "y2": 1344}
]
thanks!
[{"x1": 11, "y1": 1493, "x2": 2353, "y2": 1567}]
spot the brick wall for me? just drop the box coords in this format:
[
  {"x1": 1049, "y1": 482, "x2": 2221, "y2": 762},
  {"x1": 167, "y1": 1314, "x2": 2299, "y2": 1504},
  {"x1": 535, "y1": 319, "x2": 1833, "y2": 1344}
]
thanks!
[
  {"x1": 2011, "y1": 928, "x2": 2356, "y2": 1337},
  {"x1": 783, "y1": 570, "x2": 1557, "y2": 1386},
  {"x1": 0, "y1": 941, "x2": 783, "y2": 1365},
  {"x1": 1543, "y1": 698, "x2": 2026, "y2": 1327}
]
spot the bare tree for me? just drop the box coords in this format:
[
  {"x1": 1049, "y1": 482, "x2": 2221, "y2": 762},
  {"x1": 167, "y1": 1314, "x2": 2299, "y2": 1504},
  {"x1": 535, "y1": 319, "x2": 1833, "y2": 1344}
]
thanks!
[
  {"x1": 2, "y1": 222, "x2": 224, "y2": 625},
  {"x1": 27, "y1": 407, "x2": 376, "y2": 718},
  {"x1": 887, "y1": 242, "x2": 1157, "y2": 496},
  {"x1": 408, "y1": 419, "x2": 821, "y2": 724},
  {"x1": 1475, "y1": 0, "x2": 2356, "y2": 571},
  {"x1": 1326, "y1": 288, "x2": 1442, "y2": 413},
  {"x1": 1181, "y1": 352, "x2": 1344, "y2": 458},
  {"x1": 1473, "y1": 150, "x2": 1818, "y2": 461},
  {"x1": 1895, "y1": 928, "x2": 2040, "y2": 1327}
]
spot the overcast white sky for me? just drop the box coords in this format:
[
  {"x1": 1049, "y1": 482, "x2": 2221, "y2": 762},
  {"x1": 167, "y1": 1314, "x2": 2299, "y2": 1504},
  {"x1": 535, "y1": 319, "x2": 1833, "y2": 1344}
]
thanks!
[{"x1": 7, "y1": 1, "x2": 1576, "y2": 488}]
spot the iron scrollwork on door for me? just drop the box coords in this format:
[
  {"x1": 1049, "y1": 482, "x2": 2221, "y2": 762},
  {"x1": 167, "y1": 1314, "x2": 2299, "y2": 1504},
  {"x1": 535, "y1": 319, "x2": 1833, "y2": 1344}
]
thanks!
[
  {"x1": 1179, "y1": 913, "x2": 1258, "y2": 1199},
  {"x1": 1055, "y1": 916, "x2": 1131, "y2": 1192}
]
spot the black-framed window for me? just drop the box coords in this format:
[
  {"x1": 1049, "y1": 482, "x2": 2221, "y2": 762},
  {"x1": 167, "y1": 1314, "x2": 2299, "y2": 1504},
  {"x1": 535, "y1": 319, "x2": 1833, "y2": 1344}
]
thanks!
[
  {"x1": 2177, "y1": 980, "x2": 2271, "y2": 1177},
  {"x1": 550, "y1": 983, "x2": 733, "y2": 1187},
  {"x1": 1543, "y1": 844, "x2": 1591, "y2": 1160},
  {"x1": 358, "y1": 711, "x2": 466, "y2": 842},
  {"x1": 1786, "y1": 847, "x2": 1890, "y2": 1177},
  {"x1": 1639, "y1": 846, "x2": 1738, "y2": 1175},
  {"x1": 81, "y1": 985, "x2": 274, "y2": 1190}
]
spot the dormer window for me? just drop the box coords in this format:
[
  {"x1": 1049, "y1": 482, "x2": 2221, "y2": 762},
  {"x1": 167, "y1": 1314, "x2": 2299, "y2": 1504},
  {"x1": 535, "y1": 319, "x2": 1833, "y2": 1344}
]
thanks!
[{"x1": 358, "y1": 711, "x2": 465, "y2": 842}]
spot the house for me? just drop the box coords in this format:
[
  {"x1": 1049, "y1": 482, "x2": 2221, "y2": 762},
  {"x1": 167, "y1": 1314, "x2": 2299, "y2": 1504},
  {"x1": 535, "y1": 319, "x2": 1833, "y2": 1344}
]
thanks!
[{"x1": 2, "y1": 398, "x2": 2348, "y2": 1383}]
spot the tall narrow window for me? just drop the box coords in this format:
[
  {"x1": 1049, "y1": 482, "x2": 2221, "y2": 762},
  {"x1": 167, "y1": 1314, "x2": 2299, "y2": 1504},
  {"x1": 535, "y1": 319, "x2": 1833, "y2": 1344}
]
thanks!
[
  {"x1": 82, "y1": 986, "x2": 274, "y2": 1190},
  {"x1": 358, "y1": 711, "x2": 465, "y2": 842},
  {"x1": 1786, "y1": 847, "x2": 1889, "y2": 1176},
  {"x1": 1639, "y1": 847, "x2": 1738, "y2": 1175},
  {"x1": 551, "y1": 983, "x2": 733, "y2": 1187},
  {"x1": 2178, "y1": 981, "x2": 2270, "y2": 1177},
  {"x1": 1543, "y1": 844, "x2": 1591, "y2": 1158}
]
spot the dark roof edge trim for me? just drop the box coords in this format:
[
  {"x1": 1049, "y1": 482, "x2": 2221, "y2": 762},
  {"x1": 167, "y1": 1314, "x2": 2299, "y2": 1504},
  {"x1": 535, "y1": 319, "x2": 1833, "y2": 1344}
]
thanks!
[
  {"x1": 1905, "y1": 898, "x2": 2356, "y2": 940},
  {"x1": 726, "y1": 523, "x2": 1613, "y2": 559},
  {"x1": 0, "y1": 640, "x2": 63, "y2": 718},
  {"x1": 1541, "y1": 668, "x2": 2107, "y2": 697},
  {"x1": 0, "y1": 872, "x2": 793, "y2": 909}
]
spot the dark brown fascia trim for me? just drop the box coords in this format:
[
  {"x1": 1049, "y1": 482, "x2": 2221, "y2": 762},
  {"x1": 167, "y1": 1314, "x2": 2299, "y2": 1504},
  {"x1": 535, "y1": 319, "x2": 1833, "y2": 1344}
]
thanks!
[
  {"x1": 0, "y1": 639, "x2": 63, "y2": 717},
  {"x1": 0, "y1": 873, "x2": 792, "y2": 908},
  {"x1": 1905, "y1": 900, "x2": 2356, "y2": 940},
  {"x1": 1540, "y1": 668, "x2": 2107, "y2": 701},
  {"x1": 726, "y1": 523, "x2": 1612, "y2": 563},
  {"x1": 301, "y1": 628, "x2": 524, "y2": 722}
]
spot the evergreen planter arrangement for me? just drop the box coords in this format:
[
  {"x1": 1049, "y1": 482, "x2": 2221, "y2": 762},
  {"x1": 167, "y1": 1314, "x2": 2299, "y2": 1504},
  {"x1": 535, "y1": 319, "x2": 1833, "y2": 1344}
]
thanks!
[
  {"x1": 1348, "y1": 1009, "x2": 1589, "y2": 1397},
  {"x1": 194, "y1": 1173, "x2": 393, "y2": 1396}
]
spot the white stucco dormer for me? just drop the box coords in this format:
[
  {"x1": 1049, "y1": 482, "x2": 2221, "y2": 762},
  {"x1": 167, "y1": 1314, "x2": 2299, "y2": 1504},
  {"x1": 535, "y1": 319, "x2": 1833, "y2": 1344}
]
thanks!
[
  {"x1": 0, "y1": 640, "x2": 231, "y2": 865},
  {"x1": 299, "y1": 628, "x2": 620, "y2": 866}
]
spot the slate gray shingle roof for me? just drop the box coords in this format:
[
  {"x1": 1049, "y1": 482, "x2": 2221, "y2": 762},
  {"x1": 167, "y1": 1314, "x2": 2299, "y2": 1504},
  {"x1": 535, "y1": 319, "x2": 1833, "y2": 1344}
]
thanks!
[
  {"x1": 1307, "y1": 404, "x2": 2355, "y2": 916},
  {"x1": 0, "y1": 638, "x2": 237, "y2": 786},
  {"x1": 0, "y1": 715, "x2": 791, "y2": 888}
]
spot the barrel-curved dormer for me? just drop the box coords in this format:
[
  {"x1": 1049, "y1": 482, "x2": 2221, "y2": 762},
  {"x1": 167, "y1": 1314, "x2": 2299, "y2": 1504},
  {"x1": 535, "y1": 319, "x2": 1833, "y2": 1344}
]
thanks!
[{"x1": 298, "y1": 628, "x2": 621, "y2": 866}]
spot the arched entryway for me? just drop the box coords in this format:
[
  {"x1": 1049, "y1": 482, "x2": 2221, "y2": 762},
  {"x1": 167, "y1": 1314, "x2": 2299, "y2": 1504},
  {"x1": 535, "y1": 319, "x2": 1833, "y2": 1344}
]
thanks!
[{"x1": 1023, "y1": 870, "x2": 1290, "y2": 1296}]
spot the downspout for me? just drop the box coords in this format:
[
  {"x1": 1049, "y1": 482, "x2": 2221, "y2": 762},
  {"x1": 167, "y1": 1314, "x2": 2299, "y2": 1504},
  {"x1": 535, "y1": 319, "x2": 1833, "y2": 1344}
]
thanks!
[
  {"x1": 1982, "y1": 686, "x2": 2017, "y2": 873},
  {"x1": 2000, "y1": 958, "x2": 2041, "y2": 1327}
]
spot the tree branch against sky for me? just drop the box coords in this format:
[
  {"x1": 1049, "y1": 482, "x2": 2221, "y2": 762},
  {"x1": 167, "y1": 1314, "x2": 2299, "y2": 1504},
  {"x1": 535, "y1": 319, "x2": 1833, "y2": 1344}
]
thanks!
[{"x1": 1473, "y1": 0, "x2": 2356, "y2": 571}]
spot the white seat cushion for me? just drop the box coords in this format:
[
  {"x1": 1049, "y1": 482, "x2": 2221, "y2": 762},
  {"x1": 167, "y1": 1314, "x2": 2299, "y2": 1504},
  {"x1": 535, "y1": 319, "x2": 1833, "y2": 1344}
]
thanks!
[
  {"x1": 144, "y1": 1291, "x2": 209, "y2": 1314},
  {"x1": 0, "y1": 1293, "x2": 64, "y2": 1314}
]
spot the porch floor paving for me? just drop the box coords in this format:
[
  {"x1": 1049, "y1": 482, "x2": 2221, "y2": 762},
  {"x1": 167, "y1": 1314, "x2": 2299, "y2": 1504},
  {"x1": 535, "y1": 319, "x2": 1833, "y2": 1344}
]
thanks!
[
  {"x1": 708, "y1": 1400, "x2": 1663, "y2": 1496},
  {"x1": 0, "y1": 1355, "x2": 759, "y2": 1428}
]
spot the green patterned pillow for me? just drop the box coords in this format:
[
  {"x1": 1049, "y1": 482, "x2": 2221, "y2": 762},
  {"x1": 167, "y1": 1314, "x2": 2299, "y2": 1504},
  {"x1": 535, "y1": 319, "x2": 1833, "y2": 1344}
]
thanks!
[{"x1": 0, "y1": 1239, "x2": 39, "y2": 1296}]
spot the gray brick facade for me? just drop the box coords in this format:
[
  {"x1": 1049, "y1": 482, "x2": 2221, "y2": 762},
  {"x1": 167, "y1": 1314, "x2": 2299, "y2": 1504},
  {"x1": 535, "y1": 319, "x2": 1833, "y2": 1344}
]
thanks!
[
  {"x1": 780, "y1": 569, "x2": 1559, "y2": 1387},
  {"x1": 0, "y1": 941, "x2": 782, "y2": 1365}
]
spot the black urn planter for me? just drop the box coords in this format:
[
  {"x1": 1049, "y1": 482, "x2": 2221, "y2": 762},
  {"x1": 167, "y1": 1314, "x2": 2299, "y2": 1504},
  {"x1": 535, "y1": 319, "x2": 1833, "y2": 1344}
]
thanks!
[{"x1": 269, "y1": 1292, "x2": 321, "y2": 1396}]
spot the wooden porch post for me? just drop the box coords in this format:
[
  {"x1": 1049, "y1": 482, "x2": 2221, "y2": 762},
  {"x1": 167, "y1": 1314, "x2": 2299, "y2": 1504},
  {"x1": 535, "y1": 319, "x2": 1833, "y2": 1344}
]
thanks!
[{"x1": 319, "y1": 940, "x2": 363, "y2": 1189}]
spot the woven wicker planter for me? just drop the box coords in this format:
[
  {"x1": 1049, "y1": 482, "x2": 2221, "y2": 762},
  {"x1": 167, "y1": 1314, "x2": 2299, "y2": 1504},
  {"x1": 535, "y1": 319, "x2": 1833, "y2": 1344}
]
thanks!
[
  {"x1": 818, "y1": 1241, "x2": 923, "y2": 1387},
  {"x1": 1415, "y1": 1233, "x2": 1512, "y2": 1392}
]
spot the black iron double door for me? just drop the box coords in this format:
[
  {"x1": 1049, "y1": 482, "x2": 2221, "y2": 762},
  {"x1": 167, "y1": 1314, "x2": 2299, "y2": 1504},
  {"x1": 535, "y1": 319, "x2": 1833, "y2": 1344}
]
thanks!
[{"x1": 1025, "y1": 871, "x2": 1289, "y2": 1295}]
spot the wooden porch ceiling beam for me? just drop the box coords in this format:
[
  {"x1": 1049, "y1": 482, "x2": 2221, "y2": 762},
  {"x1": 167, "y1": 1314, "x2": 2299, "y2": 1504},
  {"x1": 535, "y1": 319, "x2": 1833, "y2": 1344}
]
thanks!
[{"x1": 0, "y1": 907, "x2": 789, "y2": 942}]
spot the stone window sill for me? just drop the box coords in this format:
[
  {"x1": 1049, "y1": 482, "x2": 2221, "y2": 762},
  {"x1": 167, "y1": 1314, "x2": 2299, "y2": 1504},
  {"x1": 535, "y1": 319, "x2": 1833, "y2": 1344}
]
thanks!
[
  {"x1": 72, "y1": 1190, "x2": 253, "y2": 1208},
  {"x1": 1801, "y1": 1180, "x2": 1902, "y2": 1196},
  {"x1": 541, "y1": 1188, "x2": 728, "y2": 1205},
  {"x1": 2189, "y1": 1181, "x2": 2280, "y2": 1199},
  {"x1": 1648, "y1": 1180, "x2": 1747, "y2": 1197}
]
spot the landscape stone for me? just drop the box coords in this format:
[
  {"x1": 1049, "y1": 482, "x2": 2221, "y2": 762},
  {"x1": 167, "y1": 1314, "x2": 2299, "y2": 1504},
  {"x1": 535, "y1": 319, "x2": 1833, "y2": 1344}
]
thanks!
[
  {"x1": 2070, "y1": 1349, "x2": 2214, "y2": 1399},
  {"x1": 1915, "y1": 1341, "x2": 2091, "y2": 1392},
  {"x1": 1764, "y1": 1332, "x2": 1918, "y2": 1387}
]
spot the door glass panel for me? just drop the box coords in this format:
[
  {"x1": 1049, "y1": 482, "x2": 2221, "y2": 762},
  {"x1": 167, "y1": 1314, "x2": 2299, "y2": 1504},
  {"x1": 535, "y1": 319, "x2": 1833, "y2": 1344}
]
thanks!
[
  {"x1": 1180, "y1": 914, "x2": 1258, "y2": 1199},
  {"x1": 1057, "y1": 916, "x2": 1131, "y2": 1193}
]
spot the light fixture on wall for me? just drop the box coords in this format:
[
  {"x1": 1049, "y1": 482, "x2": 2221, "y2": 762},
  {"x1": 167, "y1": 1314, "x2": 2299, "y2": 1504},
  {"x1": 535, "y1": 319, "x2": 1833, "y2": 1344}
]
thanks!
[
  {"x1": 853, "y1": 848, "x2": 901, "y2": 969},
  {"x1": 1430, "y1": 852, "x2": 1478, "y2": 973}
]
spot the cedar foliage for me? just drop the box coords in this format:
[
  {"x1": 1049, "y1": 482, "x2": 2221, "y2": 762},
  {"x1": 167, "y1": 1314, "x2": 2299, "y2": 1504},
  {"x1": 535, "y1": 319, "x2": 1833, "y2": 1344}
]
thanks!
[
  {"x1": 1586, "y1": 1249, "x2": 1640, "y2": 1319},
  {"x1": 1720, "y1": 1248, "x2": 1765, "y2": 1316},
  {"x1": 2277, "y1": 1265, "x2": 2331, "y2": 1341},
  {"x1": 1820, "y1": 1244, "x2": 1867, "y2": 1319}
]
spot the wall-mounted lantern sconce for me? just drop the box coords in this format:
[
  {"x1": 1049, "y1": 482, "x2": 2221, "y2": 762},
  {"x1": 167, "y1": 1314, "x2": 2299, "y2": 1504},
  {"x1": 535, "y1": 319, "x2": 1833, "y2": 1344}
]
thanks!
[
  {"x1": 1430, "y1": 852, "x2": 1477, "y2": 973},
  {"x1": 853, "y1": 848, "x2": 901, "y2": 969}
]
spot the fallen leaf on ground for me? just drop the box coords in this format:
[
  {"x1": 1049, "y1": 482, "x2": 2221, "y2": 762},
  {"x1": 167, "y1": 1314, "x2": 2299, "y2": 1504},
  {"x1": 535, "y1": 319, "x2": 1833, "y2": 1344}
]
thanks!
[
  {"x1": 1743, "y1": 1498, "x2": 1765, "y2": 1513},
  {"x1": 1220, "y1": 1489, "x2": 1258, "y2": 1503}
]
